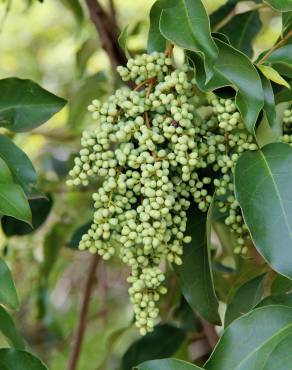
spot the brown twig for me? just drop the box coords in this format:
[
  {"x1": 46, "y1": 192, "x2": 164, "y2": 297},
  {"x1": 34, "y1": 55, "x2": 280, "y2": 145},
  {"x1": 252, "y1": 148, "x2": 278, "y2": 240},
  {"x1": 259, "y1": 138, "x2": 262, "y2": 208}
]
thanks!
[
  {"x1": 84, "y1": 0, "x2": 127, "y2": 70},
  {"x1": 199, "y1": 318, "x2": 219, "y2": 350},
  {"x1": 257, "y1": 30, "x2": 292, "y2": 65},
  {"x1": 67, "y1": 254, "x2": 100, "y2": 370}
]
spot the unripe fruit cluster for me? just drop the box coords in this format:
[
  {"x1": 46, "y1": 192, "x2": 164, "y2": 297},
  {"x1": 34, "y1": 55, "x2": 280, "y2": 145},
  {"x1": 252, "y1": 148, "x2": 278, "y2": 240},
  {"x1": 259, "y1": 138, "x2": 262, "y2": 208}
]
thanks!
[
  {"x1": 281, "y1": 105, "x2": 292, "y2": 146},
  {"x1": 68, "y1": 52, "x2": 257, "y2": 334}
]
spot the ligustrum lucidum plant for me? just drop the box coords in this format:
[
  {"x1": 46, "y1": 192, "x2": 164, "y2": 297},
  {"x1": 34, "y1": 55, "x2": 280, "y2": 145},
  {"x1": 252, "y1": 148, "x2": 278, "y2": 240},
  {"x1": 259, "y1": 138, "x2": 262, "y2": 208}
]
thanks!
[
  {"x1": 1, "y1": 0, "x2": 292, "y2": 369},
  {"x1": 67, "y1": 0, "x2": 292, "y2": 368}
]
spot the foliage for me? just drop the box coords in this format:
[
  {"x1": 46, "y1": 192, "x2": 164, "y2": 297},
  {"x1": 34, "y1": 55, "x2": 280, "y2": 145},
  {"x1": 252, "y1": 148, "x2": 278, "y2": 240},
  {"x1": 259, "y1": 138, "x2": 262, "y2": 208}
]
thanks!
[{"x1": 0, "y1": 0, "x2": 291, "y2": 369}]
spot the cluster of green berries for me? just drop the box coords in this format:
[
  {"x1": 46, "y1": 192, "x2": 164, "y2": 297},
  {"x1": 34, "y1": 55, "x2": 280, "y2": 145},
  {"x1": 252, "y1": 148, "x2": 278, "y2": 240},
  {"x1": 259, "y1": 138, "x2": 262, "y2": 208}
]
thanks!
[
  {"x1": 67, "y1": 52, "x2": 258, "y2": 334},
  {"x1": 281, "y1": 105, "x2": 292, "y2": 146}
]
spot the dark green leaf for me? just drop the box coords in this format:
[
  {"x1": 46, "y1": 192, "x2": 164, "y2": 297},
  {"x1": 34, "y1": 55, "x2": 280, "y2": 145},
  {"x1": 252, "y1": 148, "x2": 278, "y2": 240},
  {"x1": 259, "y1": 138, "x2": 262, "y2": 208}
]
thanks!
[
  {"x1": 257, "y1": 292, "x2": 292, "y2": 308},
  {"x1": 267, "y1": 45, "x2": 292, "y2": 79},
  {"x1": 271, "y1": 275, "x2": 292, "y2": 294},
  {"x1": 190, "y1": 39, "x2": 263, "y2": 133},
  {"x1": 234, "y1": 143, "x2": 292, "y2": 279},
  {"x1": 0, "y1": 306, "x2": 25, "y2": 349},
  {"x1": 136, "y1": 358, "x2": 204, "y2": 370},
  {"x1": 264, "y1": 0, "x2": 292, "y2": 12},
  {"x1": 220, "y1": 10, "x2": 262, "y2": 57},
  {"x1": 1, "y1": 195, "x2": 53, "y2": 236},
  {"x1": 175, "y1": 203, "x2": 221, "y2": 325},
  {"x1": 261, "y1": 333, "x2": 292, "y2": 370},
  {"x1": 224, "y1": 274, "x2": 265, "y2": 327},
  {"x1": 76, "y1": 37, "x2": 99, "y2": 77},
  {"x1": 0, "y1": 258, "x2": 19, "y2": 310},
  {"x1": 210, "y1": 0, "x2": 237, "y2": 28},
  {"x1": 67, "y1": 221, "x2": 91, "y2": 250},
  {"x1": 147, "y1": 1, "x2": 166, "y2": 53},
  {"x1": 282, "y1": 11, "x2": 292, "y2": 34},
  {"x1": 0, "y1": 349, "x2": 48, "y2": 370},
  {"x1": 122, "y1": 324, "x2": 186, "y2": 370},
  {"x1": 0, "y1": 158, "x2": 13, "y2": 184},
  {"x1": 260, "y1": 74, "x2": 276, "y2": 128},
  {"x1": 159, "y1": 0, "x2": 218, "y2": 81},
  {"x1": 0, "y1": 78, "x2": 66, "y2": 132},
  {"x1": 205, "y1": 306, "x2": 292, "y2": 370},
  {"x1": 118, "y1": 25, "x2": 130, "y2": 58},
  {"x1": 0, "y1": 135, "x2": 37, "y2": 193},
  {"x1": 0, "y1": 183, "x2": 31, "y2": 224}
]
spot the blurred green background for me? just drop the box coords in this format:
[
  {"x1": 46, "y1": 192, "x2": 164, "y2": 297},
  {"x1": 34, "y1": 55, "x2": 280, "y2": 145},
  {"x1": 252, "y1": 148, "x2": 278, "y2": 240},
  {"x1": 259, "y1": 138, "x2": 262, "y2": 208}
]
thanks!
[{"x1": 0, "y1": 1, "x2": 282, "y2": 369}]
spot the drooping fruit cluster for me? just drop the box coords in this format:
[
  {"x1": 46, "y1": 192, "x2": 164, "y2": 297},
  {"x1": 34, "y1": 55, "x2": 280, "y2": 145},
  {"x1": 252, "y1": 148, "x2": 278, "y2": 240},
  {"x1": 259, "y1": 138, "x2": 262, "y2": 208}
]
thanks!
[{"x1": 67, "y1": 51, "x2": 257, "y2": 334}]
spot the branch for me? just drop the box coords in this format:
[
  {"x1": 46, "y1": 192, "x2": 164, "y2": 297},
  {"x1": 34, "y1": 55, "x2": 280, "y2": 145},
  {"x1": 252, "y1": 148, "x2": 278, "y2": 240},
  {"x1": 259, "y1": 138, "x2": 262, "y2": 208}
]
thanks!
[
  {"x1": 67, "y1": 254, "x2": 100, "y2": 370},
  {"x1": 84, "y1": 0, "x2": 127, "y2": 70},
  {"x1": 200, "y1": 318, "x2": 219, "y2": 350}
]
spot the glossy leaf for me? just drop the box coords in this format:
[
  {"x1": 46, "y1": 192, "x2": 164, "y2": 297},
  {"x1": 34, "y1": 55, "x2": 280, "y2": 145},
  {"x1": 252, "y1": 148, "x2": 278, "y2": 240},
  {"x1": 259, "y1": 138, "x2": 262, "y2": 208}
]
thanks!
[
  {"x1": 235, "y1": 143, "x2": 292, "y2": 278},
  {"x1": 191, "y1": 39, "x2": 263, "y2": 133},
  {"x1": 262, "y1": 333, "x2": 292, "y2": 370},
  {"x1": 136, "y1": 358, "x2": 204, "y2": 370},
  {"x1": 0, "y1": 306, "x2": 25, "y2": 349},
  {"x1": 260, "y1": 74, "x2": 276, "y2": 128},
  {"x1": 122, "y1": 324, "x2": 185, "y2": 370},
  {"x1": 0, "y1": 183, "x2": 31, "y2": 224},
  {"x1": 264, "y1": 0, "x2": 292, "y2": 12},
  {"x1": 220, "y1": 10, "x2": 261, "y2": 57},
  {"x1": 0, "y1": 135, "x2": 37, "y2": 193},
  {"x1": 266, "y1": 44, "x2": 292, "y2": 79},
  {"x1": 159, "y1": 0, "x2": 218, "y2": 81},
  {"x1": 175, "y1": 203, "x2": 221, "y2": 325},
  {"x1": 1, "y1": 195, "x2": 53, "y2": 236},
  {"x1": 0, "y1": 259, "x2": 19, "y2": 310},
  {"x1": 271, "y1": 275, "x2": 292, "y2": 294},
  {"x1": 210, "y1": 0, "x2": 237, "y2": 28},
  {"x1": 205, "y1": 305, "x2": 292, "y2": 370},
  {"x1": 258, "y1": 65, "x2": 290, "y2": 88},
  {"x1": 0, "y1": 349, "x2": 48, "y2": 370},
  {"x1": 0, "y1": 158, "x2": 13, "y2": 184},
  {"x1": 257, "y1": 292, "x2": 292, "y2": 308},
  {"x1": 0, "y1": 78, "x2": 66, "y2": 132},
  {"x1": 224, "y1": 274, "x2": 265, "y2": 327},
  {"x1": 147, "y1": 1, "x2": 166, "y2": 53}
]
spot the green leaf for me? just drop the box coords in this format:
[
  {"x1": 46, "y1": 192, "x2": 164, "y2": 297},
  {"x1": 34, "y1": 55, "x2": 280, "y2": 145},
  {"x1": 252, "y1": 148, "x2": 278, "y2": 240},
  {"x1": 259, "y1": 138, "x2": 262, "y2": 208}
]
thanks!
[
  {"x1": 0, "y1": 135, "x2": 37, "y2": 194},
  {"x1": 264, "y1": 0, "x2": 292, "y2": 12},
  {"x1": 1, "y1": 195, "x2": 53, "y2": 236},
  {"x1": 266, "y1": 45, "x2": 292, "y2": 79},
  {"x1": 282, "y1": 11, "x2": 292, "y2": 34},
  {"x1": 118, "y1": 25, "x2": 130, "y2": 59},
  {"x1": 271, "y1": 275, "x2": 292, "y2": 294},
  {"x1": 257, "y1": 292, "x2": 292, "y2": 308},
  {"x1": 0, "y1": 183, "x2": 31, "y2": 224},
  {"x1": 159, "y1": 0, "x2": 218, "y2": 81},
  {"x1": 122, "y1": 325, "x2": 186, "y2": 370},
  {"x1": 0, "y1": 78, "x2": 66, "y2": 132},
  {"x1": 190, "y1": 39, "x2": 264, "y2": 133},
  {"x1": 0, "y1": 259, "x2": 19, "y2": 310},
  {"x1": 0, "y1": 349, "x2": 48, "y2": 370},
  {"x1": 0, "y1": 306, "x2": 25, "y2": 349},
  {"x1": 0, "y1": 158, "x2": 14, "y2": 184},
  {"x1": 258, "y1": 65, "x2": 290, "y2": 88},
  {"x1": 234, "y1": 143, "x2": 292, "y2": 279},
  {"x1": 210, "y1": 0, "x2": 237, "y2": 28},
  {"x1": 175, "y1": 203, "x2": 221, "y2": 325},
  {"x1": 136, "y1": 358, "x2": 204, "y2": 370},
  {"x1": 76, "y1": 37, "x2": 99, "y2": 77},
  {"x1": 220, "y1": 10, "x2": 262, "y2": 57},
  {"x1": 261, "y1": 333, "x2": 292, "y2": 370},
  {"x1": 205, "y1": 305, "x2": 292, "y2": 370},
  {"x1": 224, "y1": 274, "x2": 265, "y2": 327},
  {"x1": 147, "y1": 1, "x2": 167, "y2": 53},
  {"x1": 260, "y1": 74, "x2": 277, "y2": 128},
  {"x1": 67, "y1": 221, "x2": 91, "y2": 250}
]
